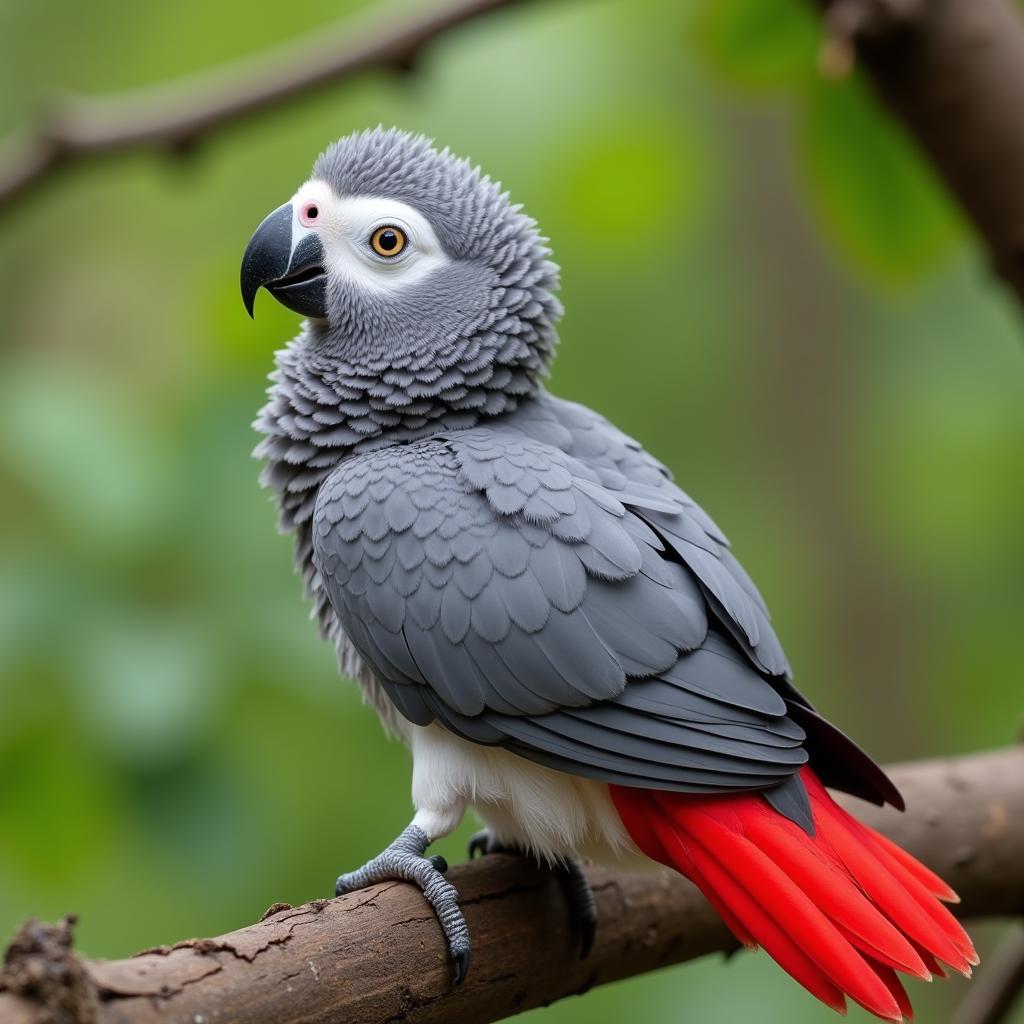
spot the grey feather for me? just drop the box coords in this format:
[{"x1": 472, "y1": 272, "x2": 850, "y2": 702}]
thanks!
[
  {"x1": 764, "y1": 774, "x2": 815, "y2": 834},
  {"x1": 312, "y1": 427, "x2": 809, "y2": 797}
]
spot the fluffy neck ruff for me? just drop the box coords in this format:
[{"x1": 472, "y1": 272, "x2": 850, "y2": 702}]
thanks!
[
  {"x1": 254, "y1": 128, "x2": 563, "y2": 625},
  {"x1": 253, "y1": 289, "x2": 558, "y2": 629}
]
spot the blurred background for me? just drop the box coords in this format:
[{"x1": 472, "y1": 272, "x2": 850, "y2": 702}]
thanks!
[{"x1": 1, "y1": 0, "x2": 1021, "y2": 1021}]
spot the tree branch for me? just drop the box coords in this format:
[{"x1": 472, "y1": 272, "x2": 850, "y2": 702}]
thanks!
[
  {"x1": 0, "y1": 0, "x2": 528, "y2": 210},
  {"x1": 7, "y1": 0, "x2": 1024, "y2": 321},
  {"x1": 1, "y1": 747, "x2": 1021, "y2": 1024},
  {"x1": 815, "y1": 0, "x2": 1024, "y2": 304},
  {"x1": 955, "y1": 924, "x2": 1024, "y2": 1024}
]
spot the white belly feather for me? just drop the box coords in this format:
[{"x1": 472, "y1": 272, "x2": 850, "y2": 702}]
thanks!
[
  {"x1": 341, "y1": 626, "x2": 641, "y2": 864},
  {"x1": 410, "y1": 723, "x2": 640, "y2": 864}
]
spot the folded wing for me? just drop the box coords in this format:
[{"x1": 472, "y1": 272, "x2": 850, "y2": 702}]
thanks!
[{"x1": 313, "y1": 424, "x2": 895, "y2": 818}]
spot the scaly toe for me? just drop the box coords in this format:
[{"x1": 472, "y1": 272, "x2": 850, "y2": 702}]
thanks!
[
  {"x1": 334, "y1": 826, "x2": 471, "y2": 986},
  {"x1": 334, "y1": 869, "x2": 369, "y2": 897}
]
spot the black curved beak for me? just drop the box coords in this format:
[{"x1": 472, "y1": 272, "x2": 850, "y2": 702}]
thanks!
[{"x1": 241, "y1": 203, "x2": 327, "y2": 319}]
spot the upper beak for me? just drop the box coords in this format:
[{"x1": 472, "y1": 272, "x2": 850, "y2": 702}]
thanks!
[{"x1": 240, "y1": 202, "x2": 327, "y2": 319}]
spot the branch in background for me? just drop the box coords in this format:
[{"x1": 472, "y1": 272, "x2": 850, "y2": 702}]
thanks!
[
  {"x1": 0, "y1": 0, "x2": 526, "y2": 210},
  {"x1": 1, "y1": 747, "x2": 1021, "y2": 1024},
  {"x1": 6, "y1": 0, "x2": 1024, "y2": 322},
  {"x1": 955, "y1": 924, "x2": 1024, "y2": 1024},
  {"x1": 815, "y1": 0, "x2": 1024, "y2": 305}
]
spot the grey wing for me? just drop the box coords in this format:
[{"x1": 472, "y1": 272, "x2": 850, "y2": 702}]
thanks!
[
  {"x1": 312, "y1": 427, "x2": 814, "y2": 803},
  {"x1": 499, "y1": 397, "x2": 900, "y2": 808},
  {"x1": 505, "y1": 391, "x2": 790, "y2": 676}
]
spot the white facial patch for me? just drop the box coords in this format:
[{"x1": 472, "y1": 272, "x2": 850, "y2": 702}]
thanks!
[{"x1": 290, "y1": 181, "x2": 451, "y2": 296}]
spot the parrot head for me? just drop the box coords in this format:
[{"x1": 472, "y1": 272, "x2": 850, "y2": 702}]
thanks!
[{"x1": 241, "y1": 127, "x2": 561, "y2": 369}]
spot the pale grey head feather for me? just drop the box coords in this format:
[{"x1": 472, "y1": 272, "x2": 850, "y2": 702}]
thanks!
[{"x1": 311, "y1": 127, "x2": 562, "y2": 372}]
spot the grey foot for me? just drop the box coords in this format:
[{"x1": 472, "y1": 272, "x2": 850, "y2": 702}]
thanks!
[
  {"x1": 468, "y1": 830, "x2": 597, "y2": 957},
  {"x1": 335, "y1": 824, "x2": 470, "y2": 983}
]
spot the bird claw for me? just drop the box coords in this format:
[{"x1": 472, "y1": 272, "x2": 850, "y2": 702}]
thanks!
[
  {"x1": 467, "y1": 830, "x2": 493, "y2": 859},
  {"x1": 333, "y1": 824, "x2": 470, "y2": 982},
  {"x1": 452, "y1": 945, "x2": 471, "y2": 985},
  {"x1": 467, "y1": 829, "x2": 516, "y2": 859},
  {"x1": 561, "y1": 856, "x2": 598, "y2": 959},
  {"x1": 466, "y1": 832, "x2": 597, "y2": 958}
]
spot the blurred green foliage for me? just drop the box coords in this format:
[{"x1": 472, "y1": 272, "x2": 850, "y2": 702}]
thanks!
[
  {"x1": 0, "y1": 1, "x2": 1021, "y2": 1021},
  {"x1": 695, "y1": 0, "x2": 961, "y2": 281}
]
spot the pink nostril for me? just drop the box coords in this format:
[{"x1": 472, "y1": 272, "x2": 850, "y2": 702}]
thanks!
[{"x1": 298, "y1": 202, "x2": 320, "y2": 227}]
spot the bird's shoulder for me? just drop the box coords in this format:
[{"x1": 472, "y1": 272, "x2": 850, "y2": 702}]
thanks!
[
  {"x1": 312, "y1": 405, "x2": 789, "y2": 701},
  {"x1": 502, "y1": 389, "x2": 674, "y2": 491}
]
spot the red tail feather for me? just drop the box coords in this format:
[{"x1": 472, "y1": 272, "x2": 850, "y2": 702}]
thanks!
[{"x1": 610, "y1": 768, "x2": 976, "y2": 1022}]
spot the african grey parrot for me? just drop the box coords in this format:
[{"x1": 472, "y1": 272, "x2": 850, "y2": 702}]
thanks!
[{"x1": 239, "y1": 127, "x2": 975, "y2": 1020}]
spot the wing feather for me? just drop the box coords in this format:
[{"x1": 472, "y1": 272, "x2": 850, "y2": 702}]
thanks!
[{"x1": 313, "y1": 426, "x2": 808, "y2": 796}]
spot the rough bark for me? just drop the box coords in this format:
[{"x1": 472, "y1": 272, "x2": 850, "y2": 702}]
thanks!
[
  {"x1": 816, "y1": 0, "x2": 1024, "y2": 302},
  {"x1": 1, "y1": 747, "x2": 1021, "y2": 1024}
]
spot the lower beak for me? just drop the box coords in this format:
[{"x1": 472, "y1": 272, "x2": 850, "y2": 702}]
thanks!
[{"x1": 240, "y1": 202, "x2": 327, "y2": 319}]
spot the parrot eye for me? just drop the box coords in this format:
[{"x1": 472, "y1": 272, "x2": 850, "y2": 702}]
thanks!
[
  {"x1": 370, "y1": 226, "x2": 407, "y2": 258},
  {"x1": 299, "y1": 202, "x2": 320, "y2": 227}
]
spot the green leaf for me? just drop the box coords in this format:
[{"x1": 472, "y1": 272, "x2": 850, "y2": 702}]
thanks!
[
  {"x1": 692, "y1": 0, "x2": 819, "y2": 91},
  {"x1": 799, "y1": 76, "x2": 962, "y2": 284}
]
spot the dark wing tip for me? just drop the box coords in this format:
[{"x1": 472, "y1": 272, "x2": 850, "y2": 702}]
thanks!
[{"x1": 786, "y1": 701, "x2": 905, "y2": 810}]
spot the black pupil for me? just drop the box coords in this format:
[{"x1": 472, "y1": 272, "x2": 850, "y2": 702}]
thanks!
[
  {"x1": 378, "y1": 229, "x2": 398, "y2": 251},
  {"x1": 307, "y1": 206, "x2": 318, "y2": 219}
]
